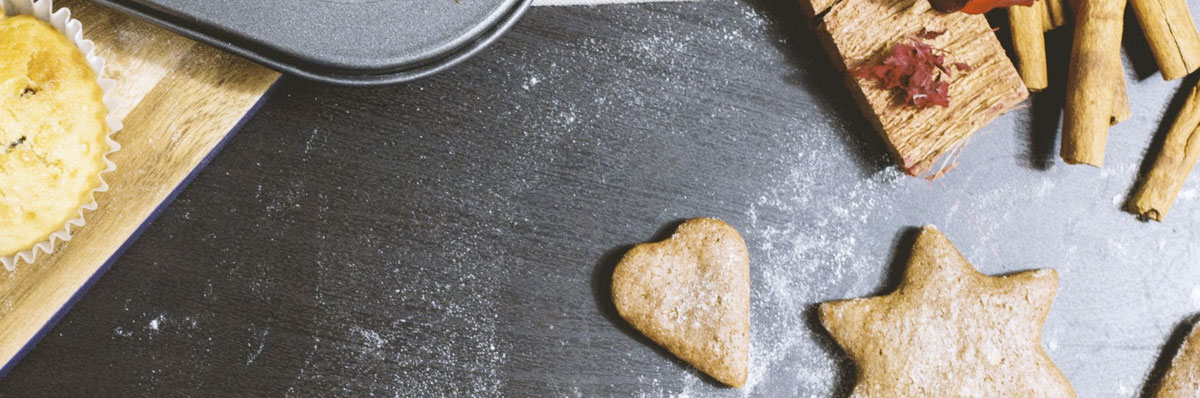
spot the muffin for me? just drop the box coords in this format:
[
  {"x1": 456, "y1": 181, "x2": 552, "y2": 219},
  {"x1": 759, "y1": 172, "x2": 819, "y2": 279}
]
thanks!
[{"x1": 0, "y1": 15, "x2": 112, "y2": 261}]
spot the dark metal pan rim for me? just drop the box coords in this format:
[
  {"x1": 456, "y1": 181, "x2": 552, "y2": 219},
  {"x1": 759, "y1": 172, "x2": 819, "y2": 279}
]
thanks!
[{"x1": 92, "y1": 0, "x2": 533, "y2": 86}]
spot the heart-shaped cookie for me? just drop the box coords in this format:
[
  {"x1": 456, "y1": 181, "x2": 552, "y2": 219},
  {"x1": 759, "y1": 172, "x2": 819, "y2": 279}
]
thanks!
[{"x1": 611, "y1": 218, "x2": 750, "y2": 387}]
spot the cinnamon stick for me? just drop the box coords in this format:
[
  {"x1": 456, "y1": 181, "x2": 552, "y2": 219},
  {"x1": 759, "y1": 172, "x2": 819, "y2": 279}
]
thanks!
[
  {"x1": 1129, "y1": 0, "x2": 1200, "y2": 80},
  {"x1": 1037, "y1": 0, "x2": 1054, "y2": 31},
  {"x1": 1044, "y1": 0, "x2": 1068, "y2": 30},
  {"x1": 1012, "y1": 1, "x2": 1051, "y2": 89},
  {"x1": 1061, "y1": 0, "x2": 1125, "y2": 167},
  {"x1": 1129, "y1": 81, "x2": 1200, "y2": 221},
  {"x1": 1010, "y1": 3, "x2": 1048, "y2": 90},
  {"x1": 1112, "y1": 62, "x2": 1130, "y2": 124}
]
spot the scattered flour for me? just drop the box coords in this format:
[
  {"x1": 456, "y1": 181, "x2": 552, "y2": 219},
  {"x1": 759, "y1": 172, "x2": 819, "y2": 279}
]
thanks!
[
  {"x1": 523, "y1": 75, "x2": 542, "y2": 91},
  {"x1": 350, "y1": 326, "x2": 389, "y2": 349},
  {"x1": 148, "y1": 314, "x2": 166, "y2": 332},
  {"x1": 1179, "y1": 187, "x2": 1199, "y2": 201},
  {"x1": 738, "y1": 165, "x2": 907, "y2": 396},
  {"x1": 247, "y1": 328, "x2": 269, "y2": 366}
]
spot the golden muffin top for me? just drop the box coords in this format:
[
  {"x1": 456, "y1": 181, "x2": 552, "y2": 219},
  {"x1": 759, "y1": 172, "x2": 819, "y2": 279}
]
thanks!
[{"x1": 0, "y1": 15, "x2": 110, "y2": 258}]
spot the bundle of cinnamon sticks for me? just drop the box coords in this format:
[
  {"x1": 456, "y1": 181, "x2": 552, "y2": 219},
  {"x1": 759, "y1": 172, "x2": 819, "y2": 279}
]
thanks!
[{"x1": 1006, "y1": 0, "x2": 1200, "y2": 221}]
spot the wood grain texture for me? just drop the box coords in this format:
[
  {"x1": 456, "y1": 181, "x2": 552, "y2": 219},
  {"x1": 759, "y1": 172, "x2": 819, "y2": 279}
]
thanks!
[{"x1": 0, "y1": 0, "x2": 278, "y2": 372}]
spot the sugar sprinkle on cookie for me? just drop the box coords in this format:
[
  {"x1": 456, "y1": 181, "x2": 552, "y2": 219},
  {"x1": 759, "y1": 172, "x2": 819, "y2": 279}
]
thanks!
[{"x1": 819, "y1": 225, "x2": 1075, "y2": 397}]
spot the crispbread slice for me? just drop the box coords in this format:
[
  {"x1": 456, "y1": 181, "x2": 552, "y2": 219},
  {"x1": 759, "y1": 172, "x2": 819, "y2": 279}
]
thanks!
[{"x1": 806, "y1": 0, "x2": 1028, "y2": 176}]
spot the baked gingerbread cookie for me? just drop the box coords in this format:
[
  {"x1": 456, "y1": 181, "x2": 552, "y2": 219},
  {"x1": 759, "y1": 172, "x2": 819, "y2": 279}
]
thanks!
[
  {"x1": 611, "y1": 218, "x2": 750, "y2": 387},
  {"x1": 1154, "y1": 321, "x2": 1200, "y2": 398},
  {"x1": 819, "y1": 225, "x2": 1075, "y2": 397}
]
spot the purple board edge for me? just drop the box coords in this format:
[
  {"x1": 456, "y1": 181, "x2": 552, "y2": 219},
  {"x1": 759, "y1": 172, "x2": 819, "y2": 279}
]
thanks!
[{"x1": 0, "y1": 78, "x2": 282, "y2": 379}]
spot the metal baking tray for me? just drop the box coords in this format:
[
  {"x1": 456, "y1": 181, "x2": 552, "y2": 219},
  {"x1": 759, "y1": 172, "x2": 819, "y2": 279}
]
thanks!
[{"x1": 90, "y1": 0, "x2": 532, "y2": 86}]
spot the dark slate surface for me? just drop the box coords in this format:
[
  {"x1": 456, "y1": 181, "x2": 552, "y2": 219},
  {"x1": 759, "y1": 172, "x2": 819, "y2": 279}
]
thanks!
[{"x1": 3, "y1": 1, "x2": 1200, "y2": 396}]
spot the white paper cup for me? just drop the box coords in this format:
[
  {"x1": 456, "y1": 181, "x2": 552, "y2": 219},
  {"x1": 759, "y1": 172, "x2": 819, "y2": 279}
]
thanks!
[{"x1": 1, "y1": 0, "x2": 122, "y2": 270}]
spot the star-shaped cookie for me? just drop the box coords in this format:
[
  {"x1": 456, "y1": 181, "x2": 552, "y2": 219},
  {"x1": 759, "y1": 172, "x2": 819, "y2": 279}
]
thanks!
[
  {"x1": 612, "y1": 218, "x2": 750, "y2": 387},
  {"x1": 819, "y1": 225, "x2": 1075, "y2": 397}
]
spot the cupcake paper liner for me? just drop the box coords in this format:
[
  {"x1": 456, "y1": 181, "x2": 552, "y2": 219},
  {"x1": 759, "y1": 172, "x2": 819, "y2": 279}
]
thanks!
[{"x1": 1, "y1": 0, "x2": 122, "y2": 270}]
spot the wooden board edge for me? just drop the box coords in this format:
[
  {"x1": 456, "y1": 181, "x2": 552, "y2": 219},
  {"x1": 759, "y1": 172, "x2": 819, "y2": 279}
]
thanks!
[{"x1": 0, "y1": 80, "x2": 281, "y2": 377}]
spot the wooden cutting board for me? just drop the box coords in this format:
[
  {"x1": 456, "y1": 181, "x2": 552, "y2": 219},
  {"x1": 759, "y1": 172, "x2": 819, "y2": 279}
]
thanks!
[{"x1": 0, "y1": 0, "x2": 280, "y2": 374}]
